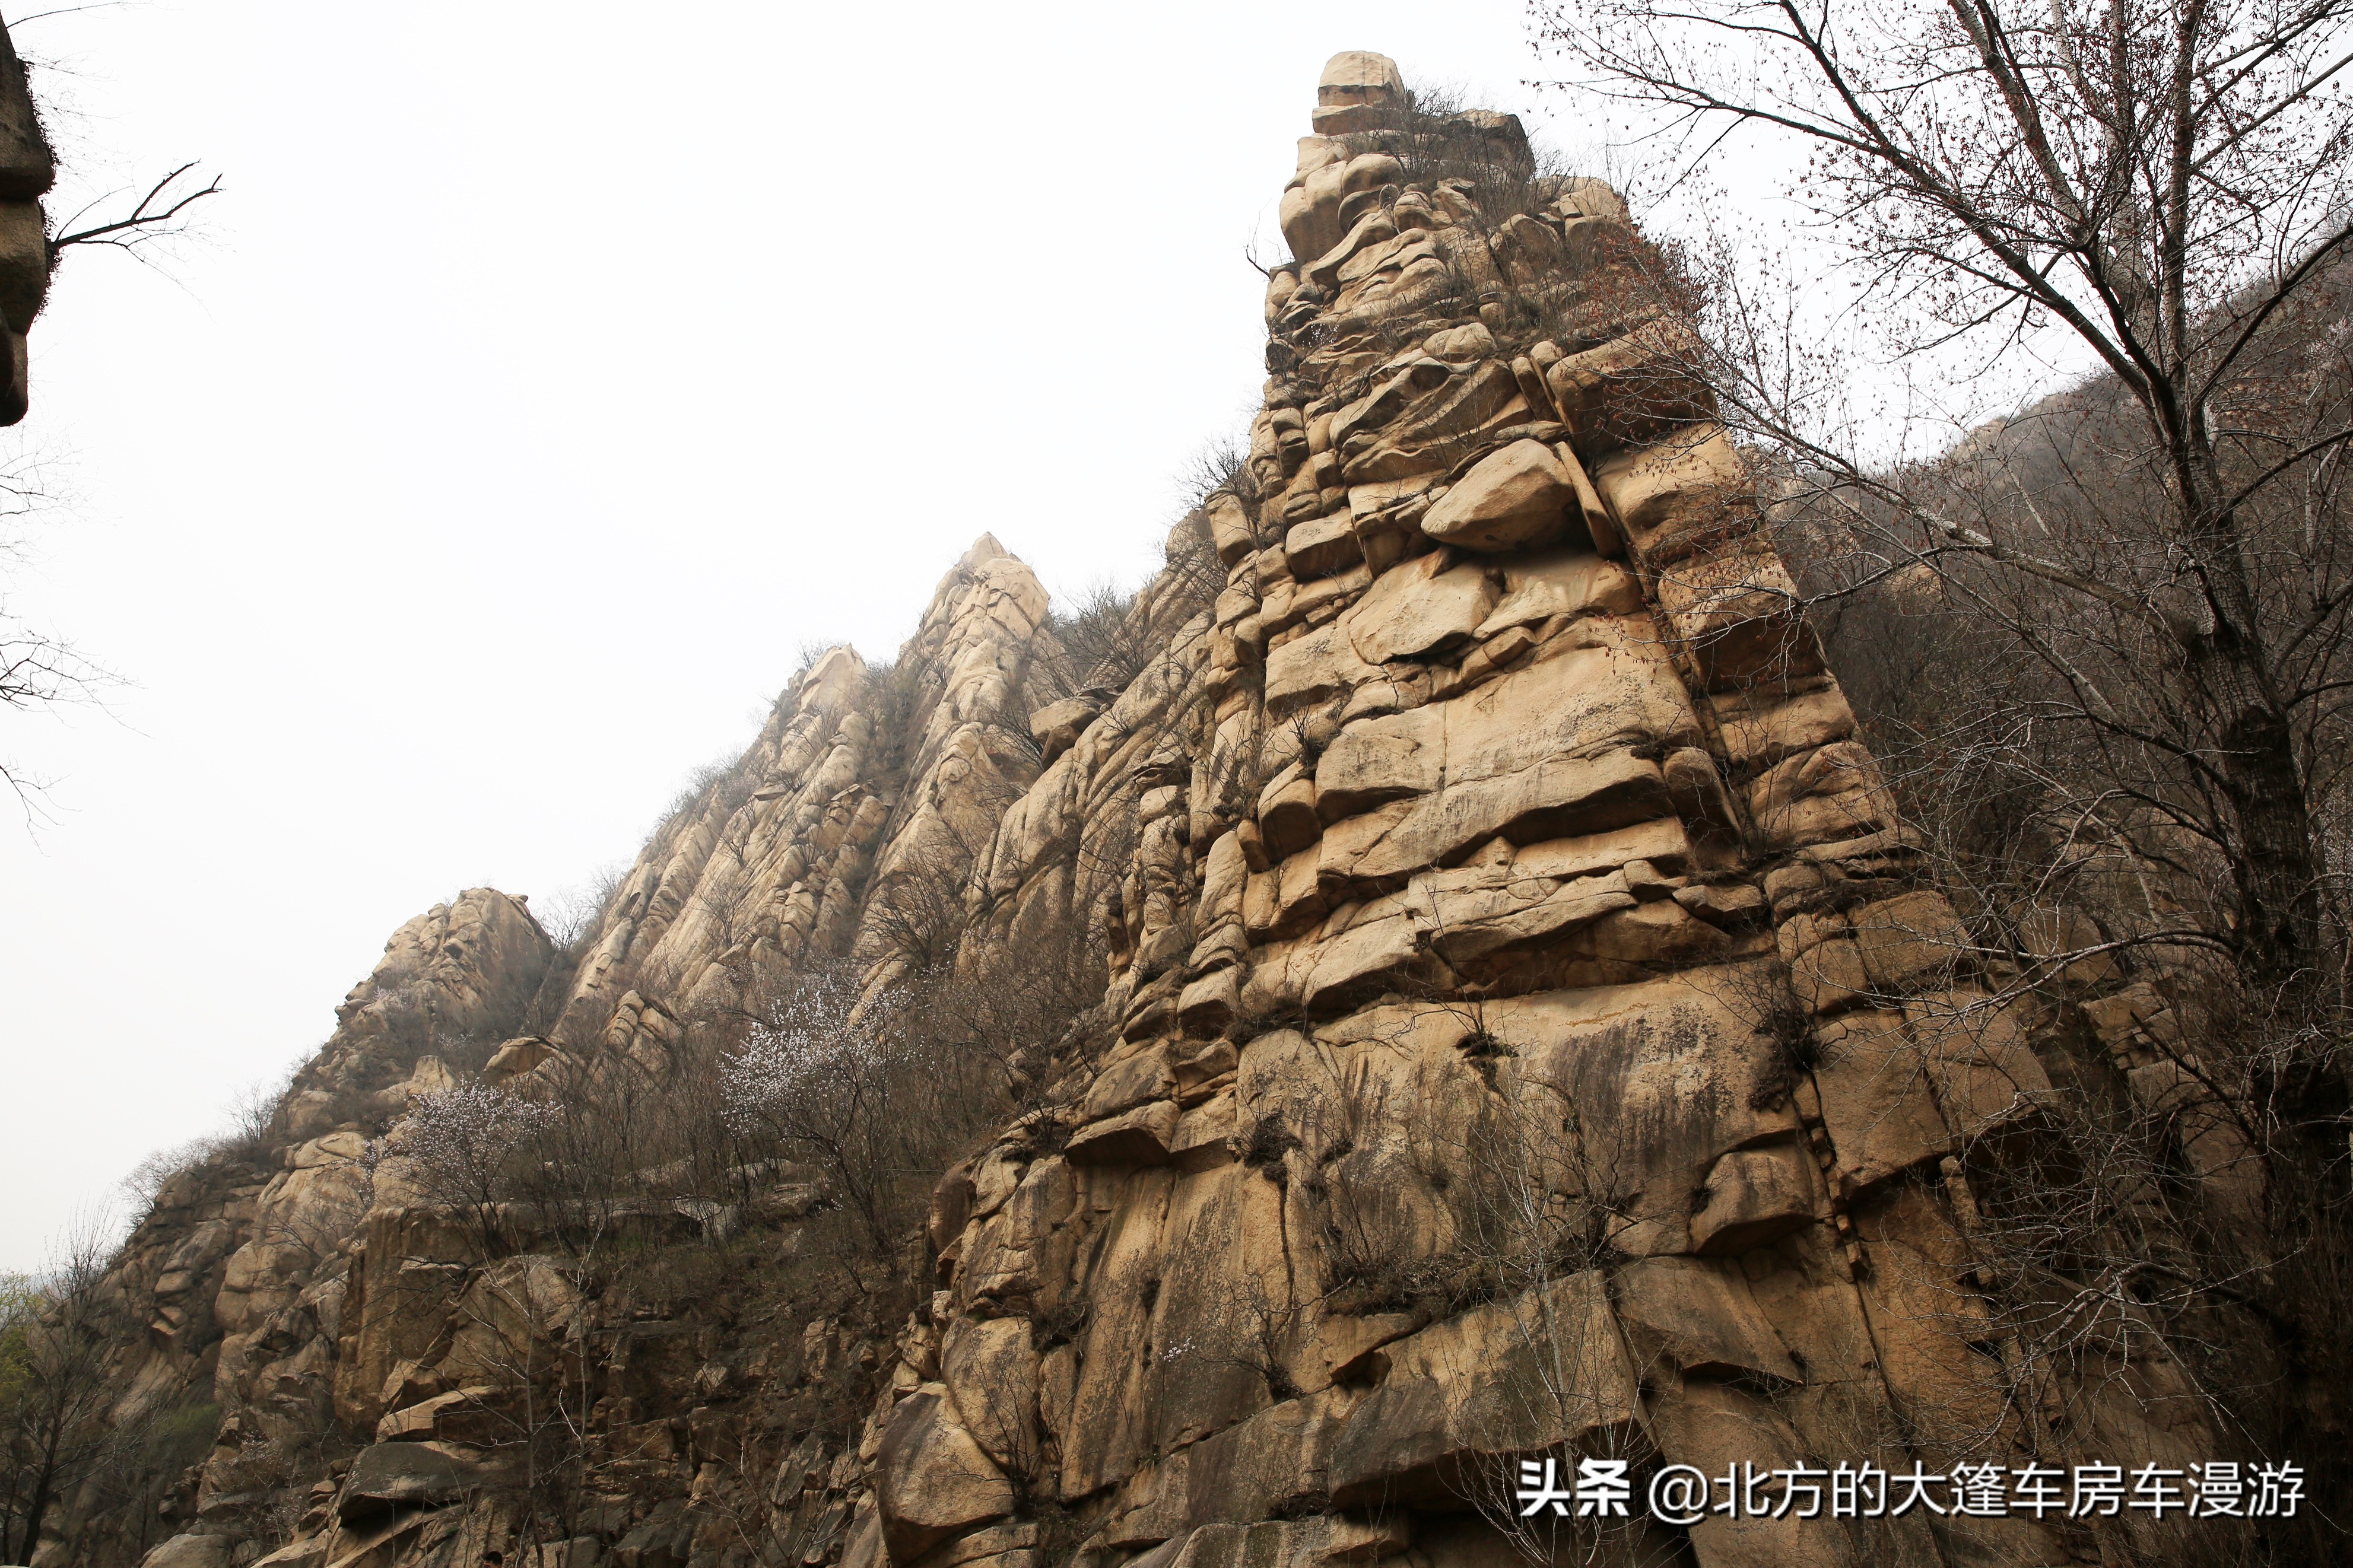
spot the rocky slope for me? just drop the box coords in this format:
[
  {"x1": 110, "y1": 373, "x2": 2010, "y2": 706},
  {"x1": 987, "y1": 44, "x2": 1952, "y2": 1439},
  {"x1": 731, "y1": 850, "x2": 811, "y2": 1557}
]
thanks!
[{"x1": 38, "y1": 51, "x2": 2234, "y2": 1568}]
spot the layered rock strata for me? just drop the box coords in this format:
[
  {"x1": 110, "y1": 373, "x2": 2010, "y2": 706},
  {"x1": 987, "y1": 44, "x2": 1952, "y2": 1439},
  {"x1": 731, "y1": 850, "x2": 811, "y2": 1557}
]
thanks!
[{"x1": 61, "y1": 51, "x2": 2216, "y2": 1568}]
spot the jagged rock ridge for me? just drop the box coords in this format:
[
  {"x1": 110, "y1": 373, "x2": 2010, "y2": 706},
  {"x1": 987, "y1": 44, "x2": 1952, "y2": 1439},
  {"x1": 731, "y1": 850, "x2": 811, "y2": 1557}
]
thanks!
[{"x1": 43, "y1": 52, "x2": 2225, "y2": 1568}]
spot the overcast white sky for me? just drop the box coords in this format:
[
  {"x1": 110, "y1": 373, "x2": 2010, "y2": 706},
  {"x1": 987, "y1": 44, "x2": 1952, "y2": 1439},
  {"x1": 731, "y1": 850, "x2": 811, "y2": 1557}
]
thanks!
[{"x1": 0, "y1": 0, "x2": 1655, "y2": 1269}]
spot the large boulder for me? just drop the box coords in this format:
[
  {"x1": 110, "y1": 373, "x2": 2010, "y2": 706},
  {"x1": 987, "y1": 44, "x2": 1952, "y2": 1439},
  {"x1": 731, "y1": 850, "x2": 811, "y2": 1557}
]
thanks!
[
  {"x1": 1326, "y1": 1273, "x2": 1636, "y2": 1507},
  {"x1": 1312, "y1": 50, "x2": 1406, "y2": 135},
  {"x1": 1309, "y1": 634, "x2": 1694, "y2": 882},
  {"x1": 1029, "y1": 696, "x2": 1102, "y2": 766},
  {"x1": 1342, "y1": 551, "x2": 1497, "y2": 664},
  {"x1": 1421, "y1": 440, "x2": 1579, "y2": 552},
  {"x1": 1590, "y1": 425, "x2": 1751, "y2": 562},
  {"x1": 874, "y1": 1385, "x2": 1014, "y2": 1563},
  {"x1": 1652, "y1": 534, "x2": 1818, "y2": 687},
  {"x1": 941, "y1": 1317, "x2": 1043, "y2": 1478},
  {"x1": 138, "y1": 1538, "x2": 232, "y2": 1568},
  {"x1": 1612, "y1": 1254, "x2": 1802, "y2": 1382},
  {"x1": 338, "y1": 1440, "x2": 485, "y2": 1522},
  {"x1": 1546, "y1": 317, "x2": 1717, "y2": 453},
  {"x1": 1474, "y1": 548, "x2": 1644, "y2": 636}
]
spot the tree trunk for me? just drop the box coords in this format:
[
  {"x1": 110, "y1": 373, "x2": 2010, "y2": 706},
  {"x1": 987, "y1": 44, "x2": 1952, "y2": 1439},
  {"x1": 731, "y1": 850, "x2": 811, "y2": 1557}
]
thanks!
[
  {"x1": 2215, "y1": 691, "x2": 2327, "y2": 979},
  {"x1": 2168, "y1": 428, "x2": 2326, "y2": 981}
]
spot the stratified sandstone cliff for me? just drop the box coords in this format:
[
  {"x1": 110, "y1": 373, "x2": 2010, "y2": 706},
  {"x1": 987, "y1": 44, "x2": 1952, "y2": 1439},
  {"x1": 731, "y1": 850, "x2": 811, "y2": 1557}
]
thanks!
[{"x1": 46, "y1": 51, "x2": 2225, "y2": 1568}]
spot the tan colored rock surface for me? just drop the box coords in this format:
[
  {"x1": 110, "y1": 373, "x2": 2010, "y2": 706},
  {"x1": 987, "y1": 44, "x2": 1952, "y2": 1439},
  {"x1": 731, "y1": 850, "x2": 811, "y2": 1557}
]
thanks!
[
  {"x1": 1546, "y1": 317, "x2": 1717, "y2": 451},
  {"x1": 875, "y1": 1386, "x2": 1015, "y2": 1561},
  {"x1": 1317, "y1": 51, "x2": 1404, "y2": 111},
  {"x1": 1028, "y1": 694, "x2": 1101, "y2": 764},
  {"x1": 1420, "y1": 439, "x2": 1583, "y2": 552},
  {"x1": 1341, "y1": 549, "x2": 1495, "y2": 663},
  {"x1": 71, "y1": 52, "x2": 2217, "y2": 1568},
  {"x1": 1591, "y1": 424, "x2": 1751, "y2": 562},
  {"x1": 1326, "y1": 1272, "x2": 1635, "y2": 1507}
]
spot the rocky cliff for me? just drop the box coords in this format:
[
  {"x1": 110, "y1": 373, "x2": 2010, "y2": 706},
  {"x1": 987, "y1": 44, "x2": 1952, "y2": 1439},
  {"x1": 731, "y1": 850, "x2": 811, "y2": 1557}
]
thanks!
[{"x1": 38, "y1": 51, "x2": 2235, "y2": 1568}]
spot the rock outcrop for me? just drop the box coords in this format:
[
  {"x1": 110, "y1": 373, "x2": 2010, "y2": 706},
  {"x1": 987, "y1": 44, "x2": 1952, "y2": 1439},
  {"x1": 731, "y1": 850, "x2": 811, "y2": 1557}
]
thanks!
[
  {"x1": 46, "y1": 50, "x2": 2225, "y2": 1568},
  {"x1": 0, "y1": 15, "x2": 53, "y2": 422}
]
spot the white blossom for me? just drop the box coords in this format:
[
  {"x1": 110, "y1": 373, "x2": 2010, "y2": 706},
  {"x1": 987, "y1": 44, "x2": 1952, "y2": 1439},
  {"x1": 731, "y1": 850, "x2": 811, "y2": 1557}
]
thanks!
[
  {"x1": 720, "y1": 969, "x2": 906, "y2": 1136},
  {"x1": 402, "y1": 1082, "x2": 554, "y2": 1197}
]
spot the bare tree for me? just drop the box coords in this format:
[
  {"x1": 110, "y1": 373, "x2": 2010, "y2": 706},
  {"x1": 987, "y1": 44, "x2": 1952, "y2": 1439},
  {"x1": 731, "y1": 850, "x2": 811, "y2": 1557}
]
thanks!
[
  {"x1": 1, "y1": 471, "x2": 115, "y2": 816},
  {"x1": 0, "y1": 1220, "x2": 127, "y2": 1564},
  {"x1": 0, "y1": 42, "x2": 216, "y2": 816},
  {"x1": 47, "y1": 161, "x2": 221, "y2": 269},
  {"x1": 1518, "y1": 27, "x2": 2353, "y2": 1522},
  {"x1": 1538, "y1": 0, "x2": 2353, "y2": 990},
  {"x1": 720, "y1": 965, "x2": 931, "y2": 1261},
  {"x1": 859, "y1": 813, "x2": 998, "y2": 975}
]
